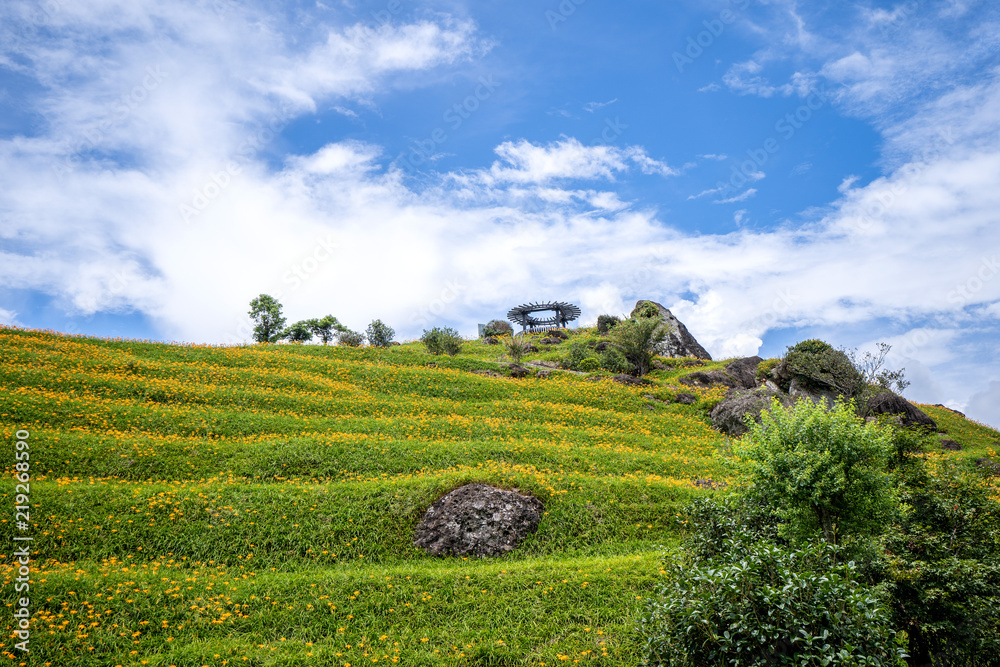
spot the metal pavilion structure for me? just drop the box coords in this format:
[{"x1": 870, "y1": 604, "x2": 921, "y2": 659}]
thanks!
[{"x1": 506, "y1": 301, "x2": 582, "y2": 333}]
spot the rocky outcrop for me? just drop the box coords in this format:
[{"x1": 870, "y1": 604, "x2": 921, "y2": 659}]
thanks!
[
  {"x1": 724, "y1": 356, "x2": 763, "y2": 390},
  {"x1": 631, "y1": 300, "x2": 712, "y2": 360},
  {"x1": 710, "y1": 387, "x2": 788, "y2": 436},
  {"x1": 413, "y1": 484, "x2": 544, "y2": 557},
  {"x1": 866, "y1": 392, "x2": 937, "y2": 429}
]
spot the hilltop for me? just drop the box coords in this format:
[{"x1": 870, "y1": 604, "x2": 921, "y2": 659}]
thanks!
[{"x1": 1, "y1": 325, "x2": 998, "y2": 666}]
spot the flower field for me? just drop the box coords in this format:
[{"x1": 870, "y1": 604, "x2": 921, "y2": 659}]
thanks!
[{"x1": 2, "y1": 326, "x2": 996, "y2": 665}]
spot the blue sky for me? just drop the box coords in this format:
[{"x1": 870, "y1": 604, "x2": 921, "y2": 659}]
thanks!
[{"x1": 1, "y1": 0, "x2": 999, "y2": 427}]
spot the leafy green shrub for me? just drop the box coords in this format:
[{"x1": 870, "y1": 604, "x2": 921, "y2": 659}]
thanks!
[
  {"x1": 755, "y1": 357, "x2": 780, "y2": 381},
  {"x1": 599, "y1": 346, "x2": 631, "y2": 374},
  {"x1": 632, "y1": 301, "x2": 660, "y2": 319},
  {"x1": 337, "y1": 329, "x2": 365, "y2": 347},
  {"x1": 610, "y1": 316, "x2": 671, "y2": 376},
  {"x1": 365, "y1": 319, "x2": 395, "y2": 348},
  {"x1": 885, "y1": 459, "x2": 1000, "y2": 666},
  {"x1": 729, "y1": 398, "x2": 897, "y2": 545},
  {"x1": 283, "y1": 320, "x2": 312, "y2": 343},
  {"x1": 577, "y1": 357, "x2": 600, "y2": 372},
  {"x1": 565, "y1": 341, "x2": 591, "y2": 369},
  {"x1": 643, "y1": 540, "x2": 903, "y2": 667},
  {"x1": 421, "y1": 327, "x2": 463, "y2": 356},
  {"x1": 484, "y1": 319, "x2": 513, "y2": 337},
  {"x1": 783, "y1": 339, "x2": 865, "y2": 398},
  {"x1": 680, "y1": 495, "x2": 783, "y2": 562},
  {"x1": 503, "y1": 336, "x2": 530, "y2": 363},
  {"x1": 596, "y1": 314, "x2": 620, "y2": 334}
]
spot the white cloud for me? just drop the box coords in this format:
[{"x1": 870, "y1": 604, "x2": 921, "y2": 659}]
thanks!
[
  {"x1": 714, "y1": 188, "x2": 757, "y2": 203},
  {"x1": 583, "y1": 99, "x2": 617, "y2": 112},
  {"x1": 0, "y1": 308, "x2": 21, "y2": 326}
]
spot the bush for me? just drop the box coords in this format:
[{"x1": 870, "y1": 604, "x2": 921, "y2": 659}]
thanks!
[
  {"x1": 643, "y1": 540, "x2": 903, "y2": 667},
  {"x1": 610, "y1": 316, "x2": 671, "y2": 376},
  {"x1": 729, "y1": 398, "x2": 897, "y2": 545},
  {"x1": 885, "y1": 459, "x2": 1000, "y2": 666},
  {"x1": 337, "y1": 329, "x2": 365, "y2": 347},
  {"x1": 421, "y1": 327, "x2": 463, "y2": 356},
  {"x1": 365, "y1": 319, "x2": 395, "y2": 348},
  {"x1": 632, "y1": 301, "x2": 660, "y2": 319},
  {"x1": 484, "y1": 319, "x2": 513, "y2": 337},
  {"x1": 596, "y1": 314, "x2": 620, "y2": 334},
  {"x1": 577, "y1": 357, "x2": 600, "y2": 372},
  {"x1": 564, "y1": 341, "x2": 591, "y2": 369},
  {"x1": 755, "y1": 357, "x2": 780, "y2": 381},
  {"x1": 503, "y1": 336, "x2": 530, "y2": 363},
  {"x1": 599, "y1": 347, "x2": 631, "y2": 374},
  {"x1": 782, "y1": 339, "x2": 865, "y2": 399},
  {"x1": 284, "y1": 320, "x2": 312, "y2": 343}
]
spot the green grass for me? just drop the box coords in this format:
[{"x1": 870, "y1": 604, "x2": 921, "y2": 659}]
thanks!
[{"x1": 2, "y1": 325, "x2": 997, "y2": 666}]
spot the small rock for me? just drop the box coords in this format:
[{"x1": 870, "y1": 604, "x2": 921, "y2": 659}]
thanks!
[
  {"x1": 508, "y1": 364, "x2": 530, "y2": 378},
  {"x1": 484, "y1": 336, "x2": 500, "y2": 345},
  {"x1": 693, "y1": 479, "x2": 725, "y2": 490},
  {"x1": 674, "y1": 393, "x2": 696, "y2": 405},
  {"x1": 612, "y1": 374, "x2": 651, "y2": 386},
  {"x1": 932, "y1": 404, "x2": 966, "y2": 418},
  {"x1": 539, "y1": 337, "x2": 562, "y2": 345},
  {"x1": 680, "y1": 370, "x2": 735, "y2": 388},
  {"x1": 976, "y1": 458, "x2": 1000, "y2": 476},
  {"x1": 594, "y1": 341, "x2": 612, "y2": 352},
  {"x1": 680, "y1": 359, "x2": 706, "y2": 368},
  {"x1": 413, "y1": 484, "x2": 544, "y2": 557},
  {"x1": 527, "y1": 345, "x2": 539, "y2": 353},
  {"x1": 531, "y1": 360, "x2": 561, "y2": 369},
  {"x1": 940, "y1": 439, "x2": 962, "y2": 451},
  {"x1": 536, "y1": 370, "x2": 551, "y2": 379},
  {"x1": 547, "y1": 329, "x2": 569, "y2": 339},
  {"x1": 471, "y1": 369, "x2": 503, "y2": 378}
]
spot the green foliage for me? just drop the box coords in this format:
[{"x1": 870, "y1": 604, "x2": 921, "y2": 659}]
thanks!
[
  {"x1": 484, "y1": 319, "x2": 513, "y2": 337},
  {"x1": 596, "y1": 314, "x2": 620, "y2": 334},
  {"x1": 783, "y1": 339, "x2": 866, "y2": 398},
  {"x1": 365, "y1": 319, "x2": 395, "y2": 348},
  {"x1": 599, "y1": 346, "x2": 632, "y2": 374},
  {"x1": 730, "y1": 399, "x2": 898, "y2": 545},
  {"x1": 755, "y1": 357, "x2": 780, "y2": 381},
  {"x1": 632, "y1": 301, "x2": 660, "y2": 319},
  {"x1": 248, "y1": 294, "x2": 286, "y2": 343},
  {"x1": 502, "y1": 335, "x2": 530, "y2": 363},
  {"x1": 284, "y1": 320, "x2": 313, "y2": 343},
  {"x1": 421, "y1": 327, "x2": 463, "y2": 356},
  {"x1": 847, "y1": 342, "x2": 910, "y2": 394},
  {"x1": 610, "y1": 316, "x2": 670, "y2": 376},
  {"x1": 577, "y1": 357, "x2": 600, "y2": 372},
  {"x1": 643, "y1": 539, "x2": 903, "y2": 667},
  {"x1": 564, "y1": 341, "x2": 593, "y2": 370},
  {"x1": 337, "y1": 329, "x2": 365, "y2": 347},
  {"x1": 885, "y1": 459, "x2": 1000, "y2": 666},
  {"x1": 679, "y1": 495, "x2": 783, "y2": 562},
  {"x1": 307, "y1": 315, "x2": 346, "y2": 345}
]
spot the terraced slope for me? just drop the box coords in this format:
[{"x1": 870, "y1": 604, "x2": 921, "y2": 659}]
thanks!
[{"x1": 0, "y1": 327, "x2": 730, "y2": 666}]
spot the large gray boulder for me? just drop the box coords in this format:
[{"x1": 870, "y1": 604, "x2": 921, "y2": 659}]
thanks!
[
  {"x1": 413, "y1": 484, "x2": 544, "y2": 557},
  {"x1": 710, "y1": 387, "x2": 788, "y2": 436},
  {"x1": 866, "y1": 392, "x2": 937, "y2": 429},
  {"x1": 631, "y1": 300, "x2": 712, "y2": 360}
]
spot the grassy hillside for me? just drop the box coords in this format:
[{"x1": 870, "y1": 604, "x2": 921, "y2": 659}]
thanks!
[{"x1": 1, "y1": 326, "x2": 997, "y2": 666}]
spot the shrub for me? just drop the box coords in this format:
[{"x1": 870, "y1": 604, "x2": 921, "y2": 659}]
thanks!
[
  {"x1": 337, "y1": 329, "x2": 365, "y2": 347},
  {"x1": 577, "y1": 357, "x2": 600, "y2": 372},
  {"x1": 503, "y1": 336, "x2": 530, "y2": 363},
  {"x1": 610, "y1": 316, "x2": 671, "y2": 376},
  {"x1": 632, "y1": 301, "x2": 660, "y2": 319},
  {"x1": 643, "y1": 540, "x2": 903, "y2": 667},
  {"x1": 729, "y1": 398, "x2": 897, "y2": 545},
  {"x1": 596, "y1": 314, "x2": 620, "y2": 334},
  {"x1": 755, "y1": 357, "x2": 780, "y2": 381},
  {"x1": 599, "y1": 347, "x2": 631, "y2": 374},
  {"x1": 421, "y1": 327, "x2": 463, "y2": 356},
  {"x1": 885, "y1": 459, "x2": 1000, "y2": 666},
  {"x1": 308, "y1": 315, "x2": 346, "y2": 345},
  {"x1": 782, "y1": 339, "x2": 865, "y2": 399},
  {"x1": 484, "y1": 319, "x2": 513, "y2": 337},
  {"x1": 283, "y1": 320, "x2": 313, "y2": 343},
  {"x1": 565, "y1": 341, "x2": 591, "y2": 369},
  {"x1": 365, "y1": 319, "x2": 395, "y2": 348}
]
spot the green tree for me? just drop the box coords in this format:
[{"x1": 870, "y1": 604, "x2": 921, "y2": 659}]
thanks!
[
  {"x1": 729, "y1": 398, "x2": 898, "y2": 545},
  {"x1": 308, "y1": 315, "x2": 346, "y2": 345},
  {"x1": 610, "y1": 316, "x2": 670, "y2": 376},
  {"x1": 248, "y1": 294, "x2": 287, "y2": 343},
  {"x1": 337, "y1": 329, "x2": 365, "y2": 347},
  {"x1": 284, "y1": 320, "x2": 312, "y2": 343},
  {"x1": 366, "y1": 319, "x2": 395, "y2": 348},
  {"x1": 421, "y1": 327, "x2": 463, "y2": 356}
]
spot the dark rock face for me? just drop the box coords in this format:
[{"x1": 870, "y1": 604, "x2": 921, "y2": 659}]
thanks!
[
  {"x1": 631, "y1": 300, "x2": 712, "y2": 360},
  {"x1": 940, "y1": 439, "x2": 962, "y2": 451},
  {"x1": 866, "y1": 392, "x2": 937, "y2": 429},
  {"x1": 547, "y1": 329, "x2": 569, "y2": 339},
  {"x1": 508, "y1": 364, "x2": 530, "y2": 378},
  {"x1": 724, "y1": 356, "x2": 763, "y2": 390},
  {"x1": 710, "y1": 388, "x2": 787, "y2": 436},
  {"x1": 484, "y1": 336, "x2": 500, "y2": 345},
  {"x1": 680, "y1": 370, "x2": 736, "y2": 388},
  {"x1": 413, "y1": 484, "x2": 544, "y2": 557},
  {"x1": 539, "y1": 337, "x2": 562, "y2": 345},
  {"x1": 674, "y1": 392, "x2": 697, "y2": 405},
  {"x1": 932, "y1": 404, "x2": 966, "y2": 418},
  {"x1": 526, "y1": 345, "x2": 539, "y2": 353},
  {"x1": 594, "y1": 341, "x2": 612, "y2": 352},
  {"x1": 612, "y1": 374, "x2": 652, "y2": 386}
]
